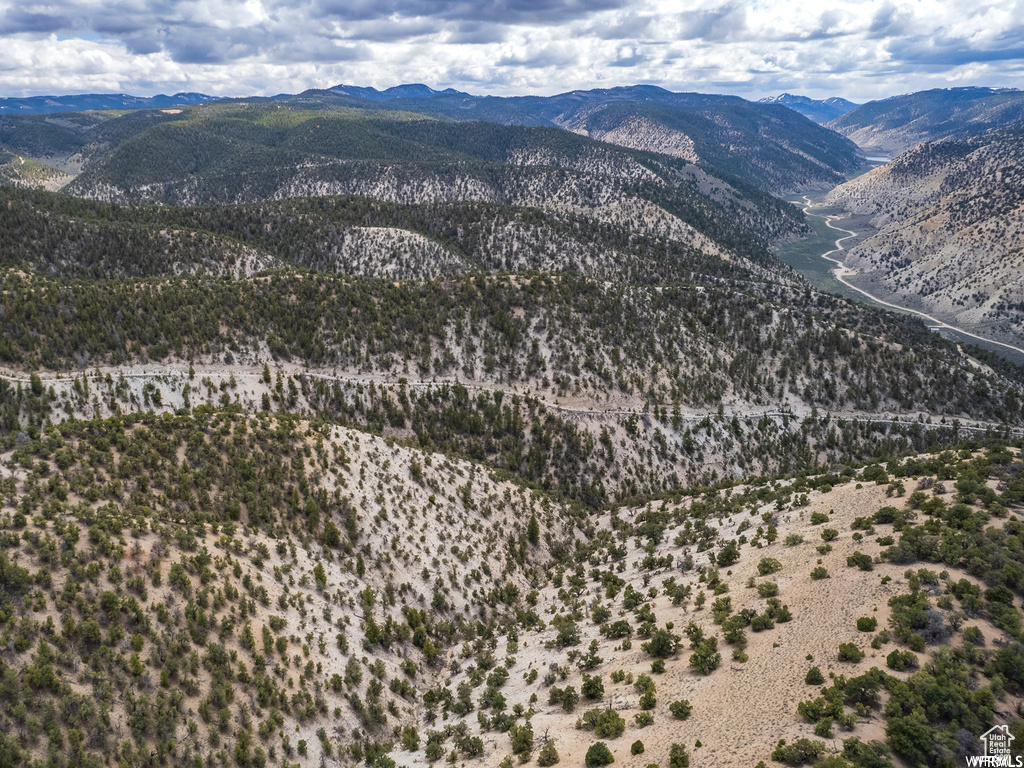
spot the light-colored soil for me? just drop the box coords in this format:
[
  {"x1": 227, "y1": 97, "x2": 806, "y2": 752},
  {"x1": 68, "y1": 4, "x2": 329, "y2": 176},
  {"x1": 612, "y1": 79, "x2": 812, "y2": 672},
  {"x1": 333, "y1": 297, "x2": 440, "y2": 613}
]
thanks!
[{"x1": 402, "y1": 477, "x2": 1021, "y2": 768}]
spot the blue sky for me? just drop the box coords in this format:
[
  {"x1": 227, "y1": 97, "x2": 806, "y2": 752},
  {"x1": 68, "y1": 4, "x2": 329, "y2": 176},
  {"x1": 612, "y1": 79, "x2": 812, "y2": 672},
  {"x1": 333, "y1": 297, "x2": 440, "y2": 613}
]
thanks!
[{"x1": 0, "y1": 0, "x2": 1021, "y2": 101}]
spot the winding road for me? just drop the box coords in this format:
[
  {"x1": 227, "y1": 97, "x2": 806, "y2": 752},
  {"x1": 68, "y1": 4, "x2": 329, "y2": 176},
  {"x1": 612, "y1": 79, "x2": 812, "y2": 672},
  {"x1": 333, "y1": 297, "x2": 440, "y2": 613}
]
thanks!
[
  {"x1": 794, "y1": 199, "x2": 1024, "y2": 362},
  {"x1": 801, "y1": 197, "x2": 1024, "y2": 360},
  {"x1": 3, "y1": 361, "x2": 1022, "y2": 438}
]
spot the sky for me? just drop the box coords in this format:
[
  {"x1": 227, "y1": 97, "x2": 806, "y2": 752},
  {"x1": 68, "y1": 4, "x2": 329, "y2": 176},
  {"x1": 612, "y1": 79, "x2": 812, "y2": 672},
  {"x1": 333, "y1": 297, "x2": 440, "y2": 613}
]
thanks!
[{"x1": 0, "y1": 0, "x2": 1021, "y2": 102}]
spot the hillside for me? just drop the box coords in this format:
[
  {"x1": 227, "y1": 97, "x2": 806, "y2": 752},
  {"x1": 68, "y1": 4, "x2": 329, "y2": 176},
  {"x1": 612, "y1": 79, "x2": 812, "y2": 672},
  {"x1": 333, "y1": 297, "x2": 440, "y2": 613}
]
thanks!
[
  {"x1": 554, "y1": 100, "x2": 859, "y2": 194},
  {"x1": 317, "y1": 86, "x2": 863, "y2": 194},
  {"x1": 822, "y1": 121, "x2": 1024, "y2": 344},
  {"x1": 0, "y1": 85, "x2": 862, "y2": 200},
  {"x1": 0, "y1": 181, "x2": 785, "y2": 284},
  {"x1": 2, "y1": 410, "x2": 1024, "y2": 768},
  {"x1": 3, "y1": 265, "x2": 1024, "y2": 506},
  {"x1": 826, "y1": 87, "x2": 1024, "y2": 154},
  {"x1": 0, "y1": 102, "x2": 804, "y2": 253}
]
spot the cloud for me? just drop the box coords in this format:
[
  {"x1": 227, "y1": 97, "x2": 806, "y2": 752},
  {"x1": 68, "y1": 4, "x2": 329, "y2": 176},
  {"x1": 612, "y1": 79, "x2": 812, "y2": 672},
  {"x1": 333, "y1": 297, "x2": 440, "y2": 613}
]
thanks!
[
  {"x1": 584, "y1": 13, "x2": 653, "y2": 41},
  {"x1": 0, "y1": 0, "x2": 1019, "y2": 102},
  {"x1": 441, "y1": 21, "x2": 507, "y2": 45},
  {"x1": 307, "y1": 0, "x2": 628, "y2": 25},
  {"x1": 609, "y1": 47, "x2": 647, "y2": 67},
  {"x1": 1, "y1": 9, "x2": 70, "y2": 33},
  {"x1": 893, "y1": 34, "x2": 1024, "y2": 67},
  {"x1": 867, "y1": 2, "x2": 911, "y2": 37},
  {"x1": 676, "y1": 4, "x2": 746, "y2": 42}
]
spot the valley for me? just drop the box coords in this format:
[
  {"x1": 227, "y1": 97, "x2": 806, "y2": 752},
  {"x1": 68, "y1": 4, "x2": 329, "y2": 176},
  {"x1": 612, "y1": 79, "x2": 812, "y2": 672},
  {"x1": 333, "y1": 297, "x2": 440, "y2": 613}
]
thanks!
[{"x1": 775, "y1": 194, "x2": 1024, "y2": 366}]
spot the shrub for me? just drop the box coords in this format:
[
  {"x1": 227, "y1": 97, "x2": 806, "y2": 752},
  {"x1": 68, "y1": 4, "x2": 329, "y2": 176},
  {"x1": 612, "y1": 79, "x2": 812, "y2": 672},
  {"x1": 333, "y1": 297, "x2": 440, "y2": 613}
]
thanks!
[
  {"x1": 641, "y1": 628, "x2": 681, "y2": 658},
  {"x1": 669, "y1": 743, "x2": 690, "y2": 768},
  {"x1": 861, "y1": 465, "x2": 888, "y2": 484},
  {"x1": 632, "y1": 740, "x2": 645, "y2": 755},
  {"x1": 639, "y1": 689, "x2": 656, "y2": 710},
  {"x1": 885, "y1": 650, "x2": 917, "y2": 671},
  {"x1": 509, "y1": 723, "x2": 534, "y2": 756},
  {"x1": 874, "y1": 506, "x2": 901, "y2": 523},
  {"x1": 634, "y1": 712, "x2": 654, "y2": 728},
  {"x1": 758, "y1": 558, "x2": 783, "y2": 575},
  {"x1": 722, "y1": 615, "x2": 747, "y2": 645},
  {"x1": 585, "y1": 743, "x2": 614, "y2": 767},
  {"x1": 838, "y1": 643, "x2": 864, "y2": 663},
  {"x1": 805, "y1": 666, "x2": 825, "y2": 685},
  {"x1": 561, "y1": 686, "x2": 579, "y2": 712},
  {"x1": 841, "y1": 738, "x2": 893, "y2": 768},
  {"x1": 811, "y1": 513, "x2": 830, "y2": 525},
  {"x1": 963, "y1": 626, "x2": 984, "y2": 646},
  {"x1": 810, "y1": 567, "x2": 829, "y2": 580},
  {"x1": 401, "y1": 726, "x2": 420, "y2": 751},
  {"x1": 846, "y1": 552, "x2": 873, "y2": 570},
  {"x1": 321, "y1": 521, "x2": 341, "y2": 548},
  {"x1": 582, "y1": 675, "x2": 604, "y2": 700},
  {"x1": 813, "y1": 718, "x2": 834, "y2": 738},
  {"x1": 856, "y1": 617, "x2": 878, "y2": 632},
  {"x1": 669, "y1": 700, "x2": 692, "y2": 720},
  {"x1": 716, "y1": 541, "x2": 740, "y2": 567},
  {"x1": 537, "y1": 741, "x2": 559, "y2": 766},
  {"x1": 756, "y1": 582, "x2": 779, "y2": 598},
  {"x1": 821, "y1": 529, "x2": 839, "y2": 541},
  {"x1": 633, "y1": 674, "x2": 655, "y2": 695},
  {"x1": 689, "y1": 637, "x2": 721, "y2": 675},
  {"x1": 602, "y1": 620, "x2": 632, "y2": 640},
  {"x1": 578, "y1": 708, "x2": 626, "y2": 739},
  {"x1": 772, "y1": 738, "x2": 827, "y2": 766}
]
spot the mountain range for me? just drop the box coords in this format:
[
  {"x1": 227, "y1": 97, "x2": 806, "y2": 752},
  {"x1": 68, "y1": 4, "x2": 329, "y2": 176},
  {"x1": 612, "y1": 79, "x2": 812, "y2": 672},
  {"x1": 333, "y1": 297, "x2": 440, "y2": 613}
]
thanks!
[
  {"x1": 0, "y1": 91, "x2": 215, "y2": 114},
  {"x1": 0, "y1": 84, "x2": 864, "y2": 199},
  {"x1": 758, "y1": 93, "x2": 859, "y2": 124},
  {"x1": 826, "y1": 86, "x2": 1024, "y2": 154}
]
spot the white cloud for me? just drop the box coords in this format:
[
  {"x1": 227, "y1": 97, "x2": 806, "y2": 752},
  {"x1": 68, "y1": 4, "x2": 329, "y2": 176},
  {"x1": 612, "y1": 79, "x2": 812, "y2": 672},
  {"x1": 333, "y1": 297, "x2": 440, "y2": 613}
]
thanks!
[{"x1": 0, "y1": 0, "x2": 1019, "y2": 100}]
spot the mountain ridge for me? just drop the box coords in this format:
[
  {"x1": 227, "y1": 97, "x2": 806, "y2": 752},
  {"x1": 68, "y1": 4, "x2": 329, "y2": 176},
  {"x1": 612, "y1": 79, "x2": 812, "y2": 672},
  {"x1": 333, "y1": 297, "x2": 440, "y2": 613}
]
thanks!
[
  {"x1": 0, "y1": 91, "x2": 215, "y2": 114},
  {"x1": 758, "y1": 93, "x2": 859, "y2": 124},
  {"x1": 822, "y1": 119, "x2": 1024, "y2": 347},
  {"x1": 826, "y1": 86, "x2": 1024, "y2": 153}
]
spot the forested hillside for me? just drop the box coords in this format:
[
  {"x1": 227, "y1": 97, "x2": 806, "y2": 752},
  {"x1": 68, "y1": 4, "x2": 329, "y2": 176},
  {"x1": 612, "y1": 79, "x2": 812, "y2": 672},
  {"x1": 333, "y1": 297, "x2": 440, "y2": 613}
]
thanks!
[
  {"x1": 310, "y1": 85, "x2": 863, "y2": 193},
  {"x1": 827, "y1": 87, "x2": 1024, "y2": 154},
  {"x1": 0, "y1": 182, "x2": 784, "y2": 283},
  {"x1": 2, "y1": 409, "x2": 1024, "y2": 768}
]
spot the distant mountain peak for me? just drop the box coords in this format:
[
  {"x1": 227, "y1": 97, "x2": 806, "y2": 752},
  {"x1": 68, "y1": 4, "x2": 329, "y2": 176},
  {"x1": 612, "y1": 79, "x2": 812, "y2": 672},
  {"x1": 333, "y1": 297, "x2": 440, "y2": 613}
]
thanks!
[
  {"x1": 0, "y1": 91, "x2": 215, "y2": 114},
  {"x1": 757, "y1": 93, "x2": 859, "y2": 124},
  {"x1": 327, "y1": 83, "x2": 475, "y2": 101}
]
